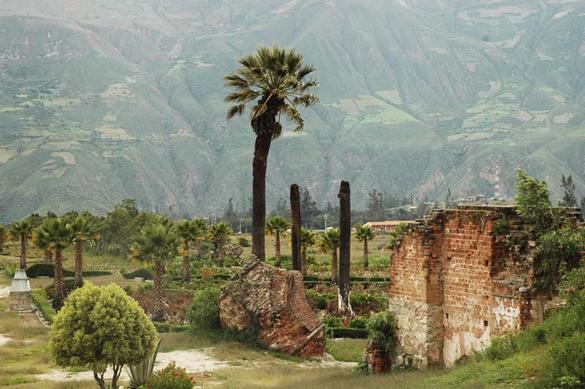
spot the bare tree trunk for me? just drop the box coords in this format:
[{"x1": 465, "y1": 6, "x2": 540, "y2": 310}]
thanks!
[
  {"x1": 331, "y1": 249, "x2": 338, "y2": 284},
  {"x1": 301, "y1": 245, "x2": 308, "y2": 276},
  {"x1": 290, "y1": 184, "x2": 302, "y2": 272},
  {"x1": 53, "y1": 247, "x2": 65, "y2": 310},
  {"x1": 152, "y1": 259, "x2": 165, "y2": 322},
  {"x1": 251, "y1": 132, "x2": 272, "y2": 260},
  {"x1": 74, "y1": 240, "x2": 84, "y2": 288},
  {"x1": 182, "y1": 240, "x2": 191, "y2": 283},
  {"x1": 0, "y1": 232, "x2": 4, "y2": 252},
  {"x1": 275, "y1": 232, "x2": 281, "y2": 267},
  {"x1": 363, "y1": 239, "x2": 369, "y2": 269},
  {"x1": 19, "y1": 235, "x2": 27, "y2": 270},
  {"x1": 338, "y1": 180, "x2": 351, "y2": 313}
]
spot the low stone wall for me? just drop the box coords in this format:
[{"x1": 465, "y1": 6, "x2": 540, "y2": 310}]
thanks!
[{"x1": 10, "y1": 291, "x2": 33, "y2": 312}]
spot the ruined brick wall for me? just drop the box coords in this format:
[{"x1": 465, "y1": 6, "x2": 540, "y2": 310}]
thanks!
[{"x1": 389, "y1": 205, "x2": 552, "y2": 368}]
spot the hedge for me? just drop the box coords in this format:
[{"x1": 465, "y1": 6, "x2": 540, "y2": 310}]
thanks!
[
  {"x1": 26, "y1": 263, "x2": 112, "y2": 278},
  {"x1": 326, "y1": 327, "x2": 368, "y2": 339},
  {"x1": 122, "y1": 268, "x2": 154, "y2": 280},
  {"x1": 31, "y1": 289, "x2": 55, "y2": 324},
  {"x1": 153, "y1": 322, "x2": 190, "y2": 333}
]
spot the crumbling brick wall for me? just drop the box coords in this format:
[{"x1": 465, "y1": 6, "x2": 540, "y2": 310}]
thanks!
[{"x1": 389, "y1": 205, "x2": 578, "y2": 368}]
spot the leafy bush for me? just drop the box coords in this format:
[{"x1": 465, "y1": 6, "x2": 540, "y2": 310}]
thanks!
[
  {"x1": 546, "y1": 332, "x2": 585, "y2": 387},
  {"x1": 350, "y1": 292, "x2": 388, "y2": 314},
  {"x1": 145, "y1": 362, "x2": 194, "y2": 389},
  {"x1": 31, "y1": 289, "x2": 55, "y2": 324},
  {"x1": 324, "y1": 316, "x2": 344, "y2": 329},
  {"x1": 44, "y1": 278, "x2": 77, "y2": 300},
  {"x1": 327, "y1": 327, "x2": 368, "y2": 339},
  {"x1": 515, "y1": 169, "x2": 553, "y2": 233},
  {"x1": 306, "y1": 290, "x2": 335, "y2": 310},
  {"x1": 123, "y1": 268, "x2": 154, "y2": 280},
  {"x1": 237, "y1": 237, "x2": 250, "y2": 247},
  {"x1": 559, "y1": 267, "x2": 585, "y2": 303},
  {"x1": 187, "y1": 286, "x2": 220, "y2": 330},
  {"x1": 26, "y1": 263, "x2": 112, "y2": 278},
  {"x1": 350, "y1": 316, "x2": 368, "y2": 329},
  {"x1": 366, "y1": 311, "x2": 396, "y2": 355}
]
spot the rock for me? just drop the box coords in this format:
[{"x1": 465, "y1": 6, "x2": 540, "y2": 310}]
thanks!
[{"x1": 219, "y1": 257, "x2": 325, "y2": 357}]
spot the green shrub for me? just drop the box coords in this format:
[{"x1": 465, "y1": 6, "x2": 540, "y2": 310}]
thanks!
[
  {"x1": 153, "y1": 322, "x2": 189, "y2": 333},
  {"x1": 238, "y1": 237, "x2": 250, "y2": 247},
  {"x1": 31, "y1": 289, "x2": 55, "y2": 324},
  {"x1": 44, "y1": 278, "x2": 77, "y2": 300},
  {"x1": 324, "y1": 316, "x2": 344, "y2": 329},
  {"x1": 366, "y1": 311, "x2": 396, "y2": 355},
  {"x1": 350, "y1": 316, "x2": 368, "y2": 329},
  {"x1": 546, "y1": 332, "x2": 585, "y2": 387},
  {"x1": 350, "y1": 292, "x2": 388, "y2": 314},
  {"x1": 26, "y1": 263, "x2": 112, "y2": 278},
  {"x1": 326, "y1": 327, "x2": 368, "y2": 339},
  {"x1": 559, "y1": 267, "x2": 585, "y2": 303},
  {"x1": 306, "y1": 290, "x2": 335, "y2": 310},
  {"x1": 145, "y1": 362, "x2": 194, "y2": 389},
  {"x1": 187, "y1": 286, "x2": 220, "y2": 330},
  {"x1": 123, "y1": 268, "x2": 154, "y2": 280}
]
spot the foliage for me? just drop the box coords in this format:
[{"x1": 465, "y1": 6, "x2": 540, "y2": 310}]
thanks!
[
  {"x1": 366, "y1": 311, "x2": 396, "y2": 356},
  {"x1": 44, "y1": 278, "x2": 76, "y2": 300},
  {"x1": 350, "y1": 316, "x2": 369, "y2": 329},
  {"x1": 132, "y1": 220, "x2": 179, "y2": 265},
  {"x1": 492, "y1": 215, "x2": 511, "y2": 236},
  {"x1": 318, "y1": 228, "x2": 340, "y2": 252},
  {"x1": 153, "y1": 322, "x2": 190, "y2": 333},
  {"x1": 386, "y1": 223, "x2": 409, "y2": 250},
  {"x1": 238, "y1": 236, "x2": 250, "y2": 247},
  {"x1": 534, "y1": 226, "x2": 583, "y2": 293},
  {"x1": 559, "y1": 175, "x2": 577, "y2": 208},
  {"x1": 126, "y1": 338, "x2": 161, "y2": 389},
  {"x1": 209, "y1": 222, "x2": 232, "y2": 249},
  {"x1": 187, "y1": 286, "x2": 221, "y2": 330},
  {"x1": 515, "y1": 169, "x2": 552, "y2": 233},
  {"x1": 558, "y1": 267, "x2": 585, "y2": 303},
  {"x1": 350, "y1": 292, "x2": 388, "y2": 315},
  {"x1": 145, "y1": 362, "x2": 194, "y2": 389},
  {"x1": 545, "y1": 332, "x2": 585, "y2": 387},
  {"x1": 31, "y1": 289, "x2": 56, "y2": 324},
  {"x1": 123, "y1": 268, "x2": 155, "y2": 280},
  {"x1": 355, "y1": 225, "x2": 375, "y2": 242},
  {"x1": 266, "y1": 216, "x2": 289, "y2": 236},
  {"x1": 306, "y1": 290, "x2": 335, "y2": 310},
  {"x1": 26, "y1": 263, "x2": 111, "y2": 278},
  {"x1": 9, "y1": 219, "x2": 33, "y2": 241},
  {"x1": 50, "y1": 283, "x2": 157, "y2": 389}
]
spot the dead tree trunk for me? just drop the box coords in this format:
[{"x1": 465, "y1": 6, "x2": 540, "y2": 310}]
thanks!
[
  {"x1": 338, "y1": 180, "x2": 351, "y2": 313},
  {"x1": 290, "y1": 184, "x2": 302, "y2": 273}
]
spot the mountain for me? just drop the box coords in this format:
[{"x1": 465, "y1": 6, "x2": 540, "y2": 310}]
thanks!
[{"x1": 0, "y1": 0, "x2": 584, "y2": 221}]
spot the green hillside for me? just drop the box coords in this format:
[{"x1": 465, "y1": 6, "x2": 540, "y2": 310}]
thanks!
[{"x1": 0, "y1": 0, "x2": 584, "y2": 221}]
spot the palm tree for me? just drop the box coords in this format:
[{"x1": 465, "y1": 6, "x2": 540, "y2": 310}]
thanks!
[
  {"x1": 192, "y1": 218, "x2": 209, "y2": 259},
  {"x1": 33, "y1": 229, "x2": 53, "y2": 264},
  {"x1": 225, "y1": 45, "x2": 319, "y2": 260},
  {"x1": 176, "y1": 220, "x2": 198, "y2": 283},
  {"x1": 266, "y1": 216, "x2": 289, "y2": 267},
  {"x1": 300, "y1": 229, "x2": 316, "y2": 276},
  {"x1": 318, "y1": 228, "x2": 340, "y2": 283},
  {"x1": 355, "y1": 225, "x2": 375, "y2": 270},
  {"x1": 70, "y1": 213, "x2": 97, "y2": 288},
  {"x1": 0, "y1": 225, "x2": 6, "y2": 253},
  {"x1": 10, "y1": 220, "x2": 33, "y2": 270},
  {"x1": 36, "y1": 218, "x2": 72, "y2": 310},
  {"x1": 132, "y1": 222, "x2": 178, "y2": 322},
  {"x1": 209, "y1": 222, "x2": 232, "y2": 267}
]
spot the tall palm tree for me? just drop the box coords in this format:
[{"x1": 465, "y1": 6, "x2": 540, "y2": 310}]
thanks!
[
  {"x1": 318, "y1": 228, "x2": 340, "y2": 283},
  {"x1": 132, "y1": 222, "x2": 178, "y2": 322},
  {"x1": 300, "y1": 228, "x2": 316, "y2": 276},
  {"x1": 355, "y1": 225, "x2": 375, "y2": 270},
  {"x1": 209, "y1": 222, "x2": 232, "y2": 267},
  {"x1": 225, "y1": 45, "x2": 319, "y2": 260},
  {"x1": 70, "y1": 213, "x2": 97, "y2": 288},
  {"x1": 176, "y1": 220, "x2": 198, "y2": 283},
  {"x1": 10, "y1": 220, "x2": 33, "y2": 270},
  {"x1": 266, "y1": 216, "x2": 289, "y2": 267},
  {"x1": 192, "y1": 218, "x2": 209, "y2": 259},
  {"x1": 33, "y1": 229, "x2": 53, "y2": 264},
  {"x1": 36, "y1": 218, "x2": 72, "y2": 310},
  {"x1": 0, "y1": 225, "x2": 6, "y2": 253}
]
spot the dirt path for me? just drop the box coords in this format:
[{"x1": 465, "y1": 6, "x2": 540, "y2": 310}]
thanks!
[
  {"x1": 36, "y1": 348, "x2": 228, "y2": 382},
  {"x1": 0, "y1": 286, "x2": 10, "y2": 298},
  {"x1": 0, "y1": 334, "x2": 12, "y2": 346}
]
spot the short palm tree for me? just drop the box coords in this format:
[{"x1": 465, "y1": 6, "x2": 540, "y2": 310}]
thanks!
[
  {"x1": 70, "y1": 213, "x2": 97, "y2": 288},
  {"x1": 266, "y1": 216, "x2": 290, "y2": 267},
  {"x1": 192, "y1": 218, "x2": 209, "y2": 259},
  {"x1": 10, "y1": 220, "x2": 33, "y2": 270},
  {"x1": 132, "y1": 222, "x2": 179, "y2": 322},
  {"x1": 209, "y1": 222, "x2": 232, "y2": 267},
  {"x1": 355, "y1": 225, "x2": 375, "y2": 270},
  {"x1": 176, "y1": 220, "x2": 198, "y2": 283},
  {"x1": 225, "y1": 45, "x2": 319, "y2": 260},
  {"x1": 318, "y1": 228, "x2": 340, "y2": 283},
  {"x1": 300, "y1": 229, "x2": 316, "y2": 276},
  {"x1": 36, "y1": 218, "x2": 72, "y2": 310}
]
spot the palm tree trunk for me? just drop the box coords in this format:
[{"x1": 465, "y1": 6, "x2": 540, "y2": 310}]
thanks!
[
  {"x1": 53, "y1": 247, "x2": 65, "y2": 310},
  {"x1": 182, "y1": 240, "x2": 190, "y2": 283},
  {"x1": 218, "y1": 243, "x2": 225, "y2": 267},
  {"x1": 196, "y1": 240, "x2": 202, "y2": 259},
  {"x1": 74, "y1": 240, "x2": 84, "y2": 288},
  {"x1": 331, "y1": 249, "x2": 338, "y2": 284},
  {"x1": 0, "y1": 233, "x2": 4, "y2": 252},
  {"x1": 338, "y1": 180, "x2": 351, "y2": 312},
  {"x1": 301, "y1": 245, "x2": 308, "y2": 276},
  {"x1": 275, "y1": 232, "x2": 281, "y2": 267},
  {"x1": 251, "y1": 132, "x2": 272, "y2": 260},
  {"x1": 153, "y1": 259, "x2": 165, "y2": 322},
  {"x1": 363, "y1": 239, "x2": 369, "y2": 269},
  {"x1": 19, "y1": 234, "x2": 27, "y2": 270},
  {"x1": 290, "y1": 184, "x2": 301, "y2": 272}
]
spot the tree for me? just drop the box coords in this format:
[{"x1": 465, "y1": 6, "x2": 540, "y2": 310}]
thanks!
[
  {"x1": 132, "y1": 222, "x2": 179, "y2": 321},
  {"x1": 266, "y1": 216, "x2": 289, "y2": 267},
  {"x1": 560, "y1": 175, "x2": 577, "y2": 207},
  {"x1": 318, "y1": 228, "x2": 340, "y2": 283},
  {"x1": 209, "y1": 222, "x2": 232, "y2": 267},
  {"x1": 34, "y1": 228, "x2": 54, "y2": 264},
  {"x1": 338, "y1": 181, "x2": 351, "y2": 313},
  {"x1": 0, "y1": 225, "x2": 5, "y2": 253},
  {"x1": 176, "y1": 220, "x2": 198, "y2": 283},
  {"x1": 515, "y1": 169, "x2": 552, "y2": 233},
  {"x1": 581, "y1": 196, "x2": 585, "y2": 215},
  {"x1": 36, "y1": 218, "x2": 72, "y2": 310},
  {"x1": 10, "y1": 220, "x2": 33, "y2": 270},
  {"x1": 300, "y1": 229, "x2": 316, "y2": 276},
  {"x1": 290, "y1": 184, "x2": 302, "y2": 271},
  {"x1": 192, "y1": 218, "x2": 209, "y2": 258},
  {"x1": 50, "y1": 283, "x2": 157, "y2": 389},
  {"x1": 355, "y1": 225, "x2": 375, "y2": 269},
  {"x1": 70, "y1": 213, "x2": 97, "y2": 288},
  {"x1": 225, "y1": 45, "x2": 319, "y2": 260}
]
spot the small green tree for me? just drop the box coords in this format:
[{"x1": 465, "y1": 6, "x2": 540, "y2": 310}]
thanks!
[
  {"x1": 70, "y1": 213, "x2": 98, "y2": 288},
  {"x1": 318, "y1": 228, "x2": 340, "y2": 283},
  {"x1": 559, "y1": 175, "x2": 577, "y2": 208},
  {"x1": 187, "y1": 286, "x2": 220, "y2": 330},
  {"x1": 355, "y1": 225, "x2": 375, "y2": 269},
  {"x1": 300, "y1": 229, "x2": 316, "y2": 276},
  {"x1": 209, "y1": 222, "x2": 232, "y2": 267},
  {"x1": 266, "y1": 216, "x2": 289, "y2": 267},
  {"x1": 50, "y1": 283, "x2": 157, "y2": 389},
  {"x1": 515, "y1": 169, "x2": 552, "y2": 233},
  {"x1": 176, "y1": 220, "x2": 198, "y2": 283}
]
